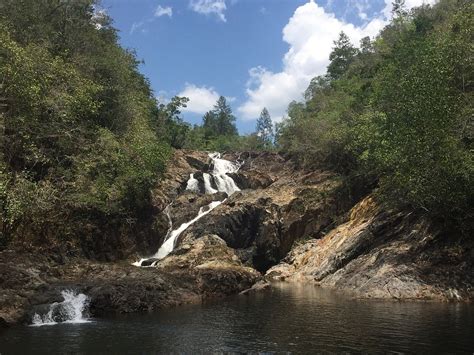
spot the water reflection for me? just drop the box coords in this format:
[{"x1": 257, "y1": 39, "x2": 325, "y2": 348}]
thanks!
[{"x1": 1, "y1": 283, "x2": 473, "y2": 354}]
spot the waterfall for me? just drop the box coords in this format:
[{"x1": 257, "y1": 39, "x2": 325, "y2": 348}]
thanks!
[
  {"x1": 152, "y1": 200, "x2": 222, "y2": 261},
  {"x1": 208, "y1": 152, "x2": 241, "y2": 195},
  {"x1": 133, "y1": 200, "x2": 223, "y2": 266},
  {"x1": 133, "y1": 152, "x2": 241, "y2": 267},
  {"x1": 203, "y1": 173, "x2": 218, "y2": 194},
  {"x1": 30, "y1": 290, "x2": 90, "y2": 326},
  {"x1": 185, "y1": 173, "x2": 199, "y2": 193}
]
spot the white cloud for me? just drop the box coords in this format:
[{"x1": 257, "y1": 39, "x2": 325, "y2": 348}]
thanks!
[
  {"x1": 155, "y1": 5, "x2": 173, "y2": 18},
  {"x1": 189, "y1": 0, "x2": 227, "y2": 22},
  {"x1": 156, "y1": 90, "x2": 171, "y2": 105},
  {"x1": 178, "y1": 83, "x2": 221, "y2": 114},
  {"x1": 130, "y1": 21, "x2": 146, "y2": 34},
  {"x1": 238, "y1": 0, "x2": 437, "y2": 122},
  {"x1": 348, "y1": 0, "x2": 370, "y2": 20},
  {"x1": 91, "y1": 6, "x2": 107, "y2": 29},
  {"x1": 130, "y1": 4, "x2": 173, "y2": 34}
]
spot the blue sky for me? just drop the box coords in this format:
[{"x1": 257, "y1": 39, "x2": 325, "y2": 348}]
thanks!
[{"x1": 100, "y1": 0, "x2": 435, "y2": 133}]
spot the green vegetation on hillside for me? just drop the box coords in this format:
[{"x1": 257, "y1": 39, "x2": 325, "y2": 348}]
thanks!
[
  {"x1": 277, "y1": 0, "x2": 473, "y2": 226},
  {"x1": 0, "y1": 0, "x2": 172, "y2": 247}
]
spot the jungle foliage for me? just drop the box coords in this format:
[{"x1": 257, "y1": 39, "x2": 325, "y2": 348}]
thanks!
[{"x1": 0, "y1": 0, "x2": 172, "y2": 247}]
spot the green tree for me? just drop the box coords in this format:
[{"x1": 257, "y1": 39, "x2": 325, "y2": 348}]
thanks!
[
  {"x1": 255, "y1": 108, "x2": 274, "y2": 149},
  {"x1": 202, "y1": 111, "x2": 218, "y2": 139},
  {"x1": 392, "y1": 0, "x2": 408, "y2": 19},
  {"x1": 202, "y1": 96, "x2": 237, "y2": 139},
  {"x1": 327, "y1": 32, "x2": 359, "y2": 80},
  {"x1": 277, "y1": 0, "x2": 473, "y2": 227},
  {"x1": 155, "y1": 96, "x2": 190, "y2": 149},
  {"x1": 371, "y1": 0, "x2": 473, "y2": 217},
  {"x1": 214, "y1": 96, "x2": 238, "y2": 136}
]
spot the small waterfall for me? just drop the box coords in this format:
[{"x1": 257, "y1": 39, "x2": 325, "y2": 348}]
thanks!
[
  {"x1": 208, "y1": 152, "x2": 241, "y2": 195},
  {"x1": 134, "y1": 200, "x2": 223, "y2": 266},
  {"x1": 30, "y1": 290, "x2": 90, "y2": 326},
  {"x1": 185, "y1": 173, "x2": 199, "y2": 193},
  {"x1": 133, "y1": 152, "x2": 241, "y2": 267},
  {"x1": 153, "y1": 200, "x2": 222, "y2": 261},
  {"x1": 203, "y1": 173, "x2": 218, "y2": 194}
]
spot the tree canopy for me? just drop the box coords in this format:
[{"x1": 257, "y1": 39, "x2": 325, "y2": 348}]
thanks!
[{"x1": 0, "y1": 0, "x2": 175, "y2": 247}]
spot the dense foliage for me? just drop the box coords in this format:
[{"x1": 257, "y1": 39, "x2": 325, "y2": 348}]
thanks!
[
  {"x1": 0, "y1": 0, "x2": 171, "y2": 247},
  {"x1": 277, "y1": 0, "x2": 473, "y2": 226}
]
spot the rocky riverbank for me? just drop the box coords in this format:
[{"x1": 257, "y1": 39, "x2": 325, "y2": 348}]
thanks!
[
  {"x1": 1, "y1": 149, "x2": 473, "y2": 327},
  {"x1": 0, "y1": 235, "x2": 259, "y2": 326},
  {"x1": 266, "y1": 196, "x2": 474, "y2": 300}
]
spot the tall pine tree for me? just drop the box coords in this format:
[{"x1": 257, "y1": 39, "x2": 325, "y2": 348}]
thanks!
[
  {"x1": 256, "y1": 108, "x2": 274, "y2": 148},
  {"x1": 327, "y1": 31, "x2": 358, "y2": 80},
  {"x1": 202, "y1": 96, "x2": 237, "y2": 137}
]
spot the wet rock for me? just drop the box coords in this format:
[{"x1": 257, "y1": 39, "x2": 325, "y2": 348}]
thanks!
[
  {"x1": 185, "y1": 155, "x2": 209, "y2": 172},
  {"x1": 171, "y1": 192, "x2": 227, "y2": 227},
  {"x1": 0, "y1": 233, "x2": 259, "y2": 326},
  {"x1": 140, "y1": 258, "x2": 159, "y2": 267},
  {"x1": 240, "y1": 280, "x2": 271, "y2": 295},
  {"x1": 180, "y1": 169, "x2": 346, "y2": 272}
]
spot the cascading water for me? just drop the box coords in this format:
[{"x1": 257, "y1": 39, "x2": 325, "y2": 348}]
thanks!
[
  {"x1": 133, "y1": 152, "x2": 242, "y2": 267},
  {"x1": 152, "y1": 200, "x2": 222, "y2": 262},
  {"x1": 203, "y1": 173, "x2": 218, "y2": 194},
  {"x1": 208, "y1": 152, "x2": 241, "y2": 195},
  {"x1": 185, "y1": 173, "x2": 199, "y2": 193},
  {"x1": 30, "y1": 290, "x2": 90, "y2": 326}
]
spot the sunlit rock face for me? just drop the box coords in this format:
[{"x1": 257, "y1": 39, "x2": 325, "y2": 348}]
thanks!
[{"x1": 266, "y1": 196, "x2": 474, "y2": 301}]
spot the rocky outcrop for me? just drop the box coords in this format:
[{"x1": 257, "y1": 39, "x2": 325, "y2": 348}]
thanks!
[
  {"x1": 266, "y1": 196, "x2": 474, "y2": 301},
  {"x1": 0, "y1": 235, "x2": 259, "y2": 326},
  {"x1": 179, "y1": 168, "x2": 349, "y2": 272}
]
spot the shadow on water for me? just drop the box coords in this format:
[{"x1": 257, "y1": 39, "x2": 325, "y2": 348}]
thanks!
[{"x1": 1, "y1": 283, "x2": 473, "y2": 354}]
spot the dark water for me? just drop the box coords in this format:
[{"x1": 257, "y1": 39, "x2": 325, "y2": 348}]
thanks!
[{"x1": 1, "y1": 283, "x2": 473, "y2": 354}]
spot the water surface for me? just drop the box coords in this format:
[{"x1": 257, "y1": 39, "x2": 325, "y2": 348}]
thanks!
[{"x1": 1, "y1": 283, "x2": 473, "y2": 354}]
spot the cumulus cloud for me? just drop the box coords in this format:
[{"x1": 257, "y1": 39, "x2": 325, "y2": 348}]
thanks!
[
  {"x1": 155, "y1": 5, "x2": 173, "y2": 18},
  {"x1": 238, "y1": 0, "x2": 437, "y2": 121},
  {"x1": 130, "y1": 4, "x2": 172, "y2": 34},
  {"x1": 178, "y1": 83, "x2": 221, "y2": 114},
  {"x1": 189, "y1": 0, "x2": 227, "y2": 22}
]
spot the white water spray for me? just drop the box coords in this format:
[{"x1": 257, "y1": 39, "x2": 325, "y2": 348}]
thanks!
[
  {"x1": 134, "y1": 200, "x2": 223, "y2": 266},
  {"x1": 185, "y1": 173, "x2": 199, "y2": 193},
  {"x1": 203, "y1": 173, "x2": 218, "y2": 194},
  {"x1": 154, "y1": 200, "x2": 222, "y2": 260},
  {"x1": 30, "y1": 290, "x2": 90, "y2": 326}
]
